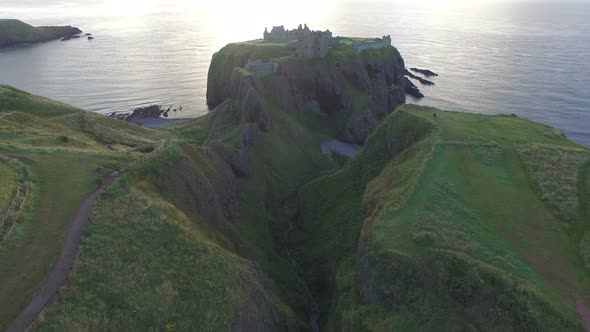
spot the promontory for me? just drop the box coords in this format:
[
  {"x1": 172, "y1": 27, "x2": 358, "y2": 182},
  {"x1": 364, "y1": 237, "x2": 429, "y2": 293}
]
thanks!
[{"x1": 0, "y1": 19, "x2": 81, "y2": 48}]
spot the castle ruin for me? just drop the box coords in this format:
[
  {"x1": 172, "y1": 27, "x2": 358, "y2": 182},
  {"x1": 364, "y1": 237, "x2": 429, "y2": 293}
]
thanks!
[
  {"x1": 244, "y1": 26, "x2": 394, "y2": 76},
  {"x1": 264, "y1": 24, "x2": 333, "y2": 59},
  {"x1": 351, "y1": 35, "x2": 392, "y2": 53}
]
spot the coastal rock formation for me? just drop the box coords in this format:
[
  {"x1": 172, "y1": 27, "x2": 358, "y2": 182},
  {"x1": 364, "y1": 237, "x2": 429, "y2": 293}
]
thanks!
[
  {"x1": 228, "y1": 69, "x2": 270, "y2": 132},
  {"x1": 404, "y1": 77, "x2": 424, "y2": 98},
  {"x1": 410, "y1": 67, "x2": 438, "y2": 77},
  {"x1": 404, "y1": 69, "x2": 435, "y2": 86},
  {"x1": 109, "y1": 104, "x2": 186, "y2": 126},
  {"x1": 0, "y1": 19, "x2": 81, "y2": 48},
  {"x1": 113, "y1": 105, "x2": 163, "y2": 122},
  {"x1": 208, "y1": 41, "x2": 407, "y2": 144}
]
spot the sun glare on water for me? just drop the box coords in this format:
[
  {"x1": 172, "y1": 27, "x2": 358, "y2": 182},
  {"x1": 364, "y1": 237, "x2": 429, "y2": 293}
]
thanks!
[{"x1": 95, "y1": 0, "x2": 496, "y2": 47}]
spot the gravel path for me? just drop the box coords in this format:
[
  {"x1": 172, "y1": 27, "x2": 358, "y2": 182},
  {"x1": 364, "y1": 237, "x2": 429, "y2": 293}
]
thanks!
[{"x1": 6, "y1": 172, "x2": 117, "y2": 332}]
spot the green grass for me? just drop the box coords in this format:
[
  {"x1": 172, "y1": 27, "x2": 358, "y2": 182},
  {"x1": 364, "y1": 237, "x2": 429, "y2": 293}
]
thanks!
[
  {"x1": 336, "y1": 37, "x2": 380, "y2": 46},
  {"x1": 0, "y1": 152, "x2": 126, "y2": 330},
  {"x1": 0, "y1": 85, "x2": 80, "y2": 117},
  {"x1": 0, "y1": 86, "x2": 149, "y2": 329},
  {"x1": 157, "y1": 112, "x2": 212, "y2": 144},
  {"x1": 0, "y1": 156, "x2": 30, "y2": 245},
  {"x1": 32, "y1": 140, "x2": 305, "y2": 330},
  {"x1": 296, "y1": 105, "x2": 590, "y2": 330},
  {"x1": 0, "y1": 159, "x2": 18, "y2": 214},
  {"x1": 517, "y1": 144, "x2": 590, "y2": 222},
  {"x1": 0, "y1": 85, "x2": 163, "y2": 152},
  {"x1": 33, "y1": 174, "x2": 247, "y2": 331},
  {"x1": 3, "y1": 37, "x2": 590, "y2": 332}
]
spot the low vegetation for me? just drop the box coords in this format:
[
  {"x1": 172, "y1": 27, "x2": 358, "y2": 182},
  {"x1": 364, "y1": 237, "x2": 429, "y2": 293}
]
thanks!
[
  {"x1": 517, "y1": 144, "x2": 590, "y2": 222},
  {"x1": 2, "y1": 36, "x2": 590, "y2": 332},
  {"x1": 0, "y1": 156, "x2": 30, "y2": 245},
  {"x1": 0, "y1": 159, "x2": 18, "y2": 216},
  {"x1": 34, "y1": 163, "x2": 247, "y2": 331},
  {"x1": 297, "y1": 106, "x2": 590, "y2": 330},
  {"x1": 0, "y1": 86, "x2": 156, "y2": 329}
]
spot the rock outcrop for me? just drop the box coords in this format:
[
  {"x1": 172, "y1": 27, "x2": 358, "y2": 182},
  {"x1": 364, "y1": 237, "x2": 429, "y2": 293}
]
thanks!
[
  {"x1": 110, "y1": 105, "x2": 164, "y2": 122},
  {"x1": 404, "y1": 77, "x2": 424, "y2": 98},
  {"x1": 207, "y1": 43, "x2": 407, "y2": 144},
  {"x1": 0, "y1": 19, "x2": 81, "y2": 48},
  {"x1": 404, "y1": 69, "x2": 435, "y2": 86},
  {"x1": 410, "y1": 67, "x2": 438, "y2": 77},
  {"x1": 157, "y1": 148, "x2": 243, "y2": 248}
]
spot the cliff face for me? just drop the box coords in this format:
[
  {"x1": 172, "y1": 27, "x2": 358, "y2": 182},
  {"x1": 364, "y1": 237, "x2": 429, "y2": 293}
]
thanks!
[
  {"x1": 206, "y1": 42, "x2": 294, "y2": 108},
  {"x1": 207, "y1": 42, "x2": 406, "y2": 144},
  {"x1": 0, "y1": 19, "x2": 81, "y2": 48}
]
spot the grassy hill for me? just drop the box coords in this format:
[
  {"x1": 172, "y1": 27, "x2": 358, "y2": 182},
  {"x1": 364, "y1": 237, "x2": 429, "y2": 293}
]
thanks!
[
  {"x1": 2, "y1": 38, "x2": 590, "y2": 331},
  {"x1": 0, "y1": 86, "x2": 307, "y2": 331},
  {"x1": 0, "y1": 85, "x2": 162, "y2": 329},
  {"x1": 296, "y1": 105, "x2": 590, "y2": 330},
  {"x1": 27, "y1": 96, "x2": 590, "y2": 331},
  {"x1": 0, "y1": 19, "x2": 81, "y2": 48}
]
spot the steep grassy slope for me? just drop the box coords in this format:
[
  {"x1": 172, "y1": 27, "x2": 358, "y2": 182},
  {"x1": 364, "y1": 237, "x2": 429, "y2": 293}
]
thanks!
[
  {"x1": 297, "y1": 105, "x2": 590, "y2": 331},
  {"x1": 0, "y1": 19, "x2": 81, "y2": 48},
  {"x1": 34, "y1": 142, "x2": 303, "y2": 331},
  {"x1": 32, "y1": 95, "x2": 340, "y2": 331},
  {"x1": 0, "y1": 86, "x2": 160, "y2": 329}
]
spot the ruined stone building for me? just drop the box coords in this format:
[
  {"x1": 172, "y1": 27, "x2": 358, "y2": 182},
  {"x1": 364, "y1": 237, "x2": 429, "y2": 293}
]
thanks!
[
  {"x1": 351, "y1": 35, "x2": 392, "y2": 53},
  {"x1": 264, "y1": 24, "x2": 333, "y2": 59}
]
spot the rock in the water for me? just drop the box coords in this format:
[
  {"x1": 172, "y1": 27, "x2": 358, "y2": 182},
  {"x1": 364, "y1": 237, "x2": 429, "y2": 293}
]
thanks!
[
  {"x1": 404, "y1": 77, "x2": 424, "y2": 98},
  {"x1": 404, "y1": 69, "x2": 435, "y2": 86},
  {"x1": 410, "y1": 67, "x2": 438, "y2": 77},
  {"x1": 109, "y1": 105, "x2": 165, "y2": 123}
]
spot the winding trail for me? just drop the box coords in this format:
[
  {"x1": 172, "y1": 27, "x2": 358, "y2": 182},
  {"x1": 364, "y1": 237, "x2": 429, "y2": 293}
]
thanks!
[{"x1": 6, "y1": 172, "x2": 118, "y2": 332}]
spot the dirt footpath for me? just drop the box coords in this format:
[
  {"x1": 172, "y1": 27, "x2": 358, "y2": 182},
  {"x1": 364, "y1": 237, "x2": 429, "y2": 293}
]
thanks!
[{"x1": 6, "y1": 173, "x2": 117, "y2": 332}]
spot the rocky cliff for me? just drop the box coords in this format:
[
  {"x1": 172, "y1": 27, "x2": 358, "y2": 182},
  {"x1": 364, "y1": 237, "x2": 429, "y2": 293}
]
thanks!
[{"x1": 207, "y1": 41, "x2": 406, "y2": 144}]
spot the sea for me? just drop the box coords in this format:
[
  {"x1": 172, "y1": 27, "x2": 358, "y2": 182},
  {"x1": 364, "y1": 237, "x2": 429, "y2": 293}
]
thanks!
[{"x1": 0, "y1": 0, "x2": 589, "y2": 146}]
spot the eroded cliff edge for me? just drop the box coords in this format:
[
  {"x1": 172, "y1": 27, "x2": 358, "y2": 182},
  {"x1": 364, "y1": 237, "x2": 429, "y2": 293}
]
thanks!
[{"x1": 207, "y1": 40, "x2": 406, "y2": 144}]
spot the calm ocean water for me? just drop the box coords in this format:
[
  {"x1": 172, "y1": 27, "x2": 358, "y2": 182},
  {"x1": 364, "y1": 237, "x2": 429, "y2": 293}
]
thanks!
[{"x1": 1, "y1": 1, "x2": 589, "y2": 145}]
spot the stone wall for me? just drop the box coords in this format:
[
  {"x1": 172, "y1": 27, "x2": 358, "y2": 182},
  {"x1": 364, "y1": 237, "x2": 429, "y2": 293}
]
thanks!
[
  {"x1": 264, "y1": 24, "x2": 310, "y2": 43},
  {"x1": 246, "y1": 60, "x2": 279, "y2": 78},
  {"x1": 351, "y1": 35, "x2": 392, "y2": 53},
  {"x1": 295, "y1": 31, "x2": 330, "y2": 59}
]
